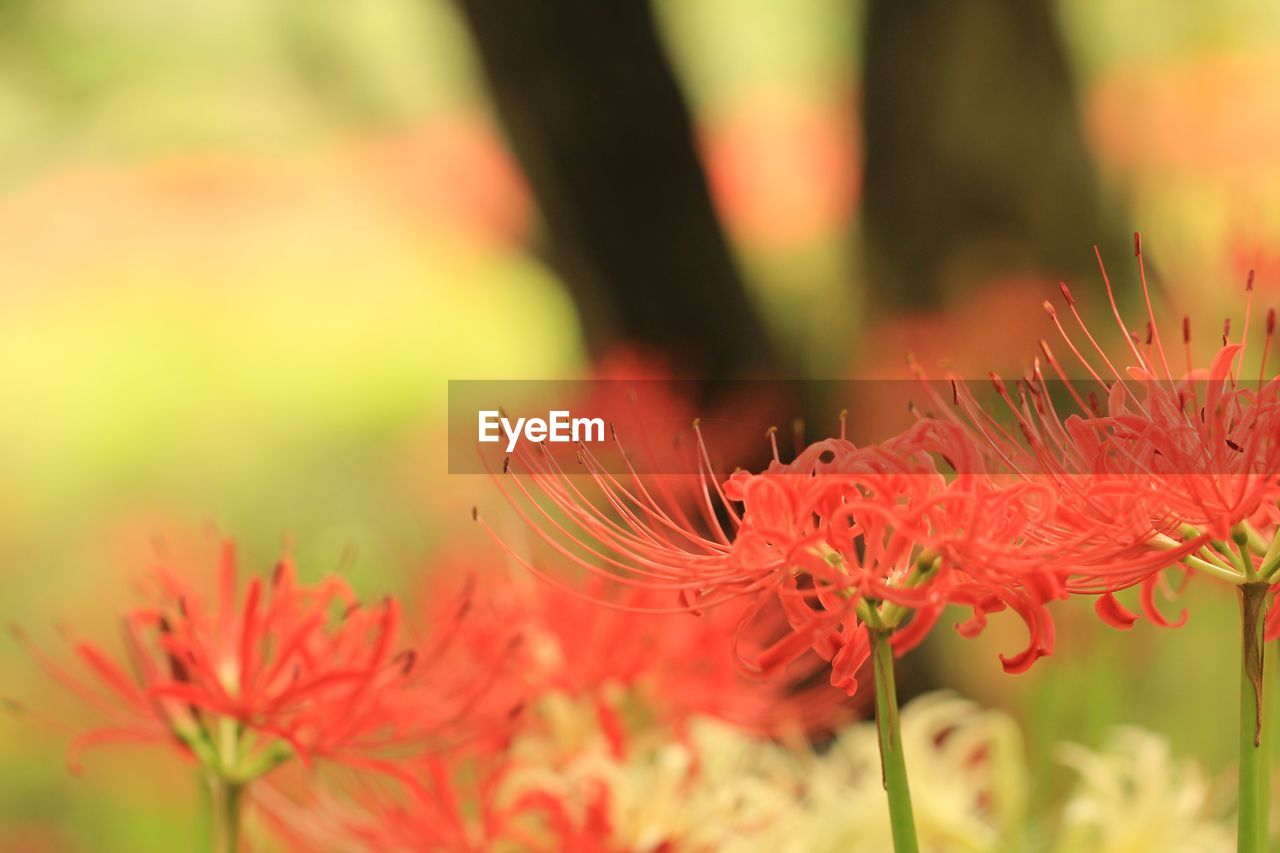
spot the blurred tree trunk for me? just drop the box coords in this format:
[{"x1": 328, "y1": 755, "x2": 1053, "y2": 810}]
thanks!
[
  {"x1": 458, "y1": 0, "x2": 774, "y2": 382},
  {"x1": 860, "y1": 0, "x2": 1124, "y2": 312}
]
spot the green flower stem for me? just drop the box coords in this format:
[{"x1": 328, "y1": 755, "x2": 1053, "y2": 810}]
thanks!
[
  {"x1": 203, "y1": 774, "x2": 244, "y2": 853},
  {"x1": 1239, "y1": 582, "x2": 1270, "y2": 853},
  {"x1": 869, "y1": 627, "x2": 919, "y2": 853},
  {"x1": 1264, "y1": 633, "x2": 1275, "y2": 847},
  {"x1": 204, "y1": 717, "x2": 249, "y2": 853}
]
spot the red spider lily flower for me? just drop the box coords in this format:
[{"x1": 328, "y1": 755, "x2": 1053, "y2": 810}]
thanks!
[
  {"x1": 15, "y1": 540, "x2": 487, "y2": 782},
  {"x1": 477, "y1": 415, "x2": 1065, "y2": 696},
  {"x1": 923, "y1": 235, "x2": 1280, "y2": 629},
  {"x1": 416, "y1": 554, "x2": 850, "y2": 751},
  {"x1": 716, "y1": 419, "x2": 1066, "y2": 679}
]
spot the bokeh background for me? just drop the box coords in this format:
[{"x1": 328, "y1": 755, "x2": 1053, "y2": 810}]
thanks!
[{"x1": 2, "y1": 0, "x2": 1280, "y2": 848}]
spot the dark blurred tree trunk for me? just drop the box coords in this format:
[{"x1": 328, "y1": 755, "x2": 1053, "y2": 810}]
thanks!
[
  {"x1": 458, "y1": 0, "x2": 774, "y2": 383},
  {"x1": 860, "y1": 0, "x2": 1124, "y2": 312}
]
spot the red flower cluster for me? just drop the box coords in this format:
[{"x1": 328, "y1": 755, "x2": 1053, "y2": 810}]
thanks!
[
  {"x1": 481, "y1": 414, "x2": 1069, "y2": 696},
  {"x1": 928, "y1": 237, "x2": 1280, "y2": 631},
  {"x1": 17, "y1": 540, "x2": 495, "y2": 781},
  {"x1": 263, "y1": 548, "x2": 848, "y2": 851},
  {"x1": 22, "y1": 526, "x2": 852, "y2": 850},
  {"x1": 481, "y1": 236, "x2": 1280, "y2": 699},
  {"x1": 418, "y1": 554, "x2": 850, "y2": 744}
]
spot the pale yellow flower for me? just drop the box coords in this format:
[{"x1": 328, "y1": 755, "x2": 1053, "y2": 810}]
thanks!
[
  {"x1": 771, "y1": 691, "x2": 1027, "y2": 852},
  {"x1": 500, "y1": 694, "x2": 802, "y2": 851},
  {"x1": 1053, "y1": 727, "x2": 1232, "y2": 853}
]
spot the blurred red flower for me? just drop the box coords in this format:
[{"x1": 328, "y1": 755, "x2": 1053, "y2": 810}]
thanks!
[
  {"x1": 335, "y1": 753, "x2": 616, "y2": 853},
  {"x1": 17, "y1": 540, "x2": 498, "y2": 782},
  {"x1": 416, "y1": 549, "x2": 851, "y2": 750}
]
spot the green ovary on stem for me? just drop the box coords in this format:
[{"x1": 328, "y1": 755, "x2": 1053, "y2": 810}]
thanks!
[
  {"x1": 1238, "y1": 582, "x2": 1270, "y2": 853},
  {"x1": 869, "y1": 626, "x2": 920, "y2": 853}
]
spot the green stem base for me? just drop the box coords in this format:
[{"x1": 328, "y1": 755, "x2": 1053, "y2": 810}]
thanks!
[
  {"x1": 1239, "y1": 583, "x2": 1270, "y2": 853},
  {"x1": 204, "y1": 774, "x2": 244, "y2": 853},
  {"x1": 869, "y1": 627, "x2": 920, "y2": 853}
]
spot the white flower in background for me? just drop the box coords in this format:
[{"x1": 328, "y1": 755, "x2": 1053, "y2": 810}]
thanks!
[
  {"x1": 495, "y1": 690, "x2": 1234, "y2": 852},
  {"x1": 501, "y1": 691, "x2": 1028, "y2": 851},
  {"x1": 501, "y1": 693, "x2": 804, "y2": 851},
  {"x1": 771, "y1": 691, "x2": 1028, "y2": 853},
  {"x1": 1053, "y1": 727, "x2": 1232, "y2": 853},
  {"x1": 571, "y1": 718, "x2": 803, "y2": 852}
]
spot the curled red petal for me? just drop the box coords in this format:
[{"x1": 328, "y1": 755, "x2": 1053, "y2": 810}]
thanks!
[
  {"x1": 1095, "y1": 591, "x2": 1139, "y2": 630},
  {"x1": 952, "y1": 591, "x2": 1004, "y2": 638},
  {"x1": 828, "y1": 630, "x2": 868, "y2": 695},
  {"x1": 999, "y1": 643, "x2": 1050, "y2": 674},
  {"x1": 954, "y1": 609, "x2": 988, "y2": 638},
  {"x1": 994, "y1": 589, "x2": 1055, "y2": 675},
  {"x1": 748, "y1": 615, "x2": 838, "y2": 678},
  {"x1": 891, "y1": 604, "x2": 942, "y2": 656},
  {"x1": 1140, "y1": 572, "x2": 1188, "y2": 628}
]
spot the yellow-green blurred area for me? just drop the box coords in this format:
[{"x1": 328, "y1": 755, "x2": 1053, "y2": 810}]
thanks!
[{"x1": 2, "y1": 0, "x2": 1280, "y2": 849}]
